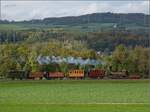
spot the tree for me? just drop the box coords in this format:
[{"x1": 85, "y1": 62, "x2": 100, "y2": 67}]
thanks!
[
  {"x1": 129, "y1": 46, "x2": 150, "y2": 77},
  {"x1": 111, "y1": 44, "x2": 129, "y2": 71},
  {"x1": 59, "y1": 62, "x2": 69, "y2": 77}
]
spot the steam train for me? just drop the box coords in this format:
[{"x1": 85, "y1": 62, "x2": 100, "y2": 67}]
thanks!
[{"x1": 8, "y1": 69, "x2": 141, "y2": 80}]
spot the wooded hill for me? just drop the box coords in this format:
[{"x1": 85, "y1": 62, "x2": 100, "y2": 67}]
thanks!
[{"x1": 1, "y1": 12, "x2": 149, "y2": 27}]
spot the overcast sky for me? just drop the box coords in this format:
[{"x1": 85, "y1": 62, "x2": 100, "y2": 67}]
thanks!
[{"x1": 1, "y1": 1, "x2": 149, "y2": 21}]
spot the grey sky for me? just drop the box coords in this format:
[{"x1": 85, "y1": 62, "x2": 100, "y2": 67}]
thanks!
[{"x1": 1, "y1": 1, "x2": 149, "y2": 21}]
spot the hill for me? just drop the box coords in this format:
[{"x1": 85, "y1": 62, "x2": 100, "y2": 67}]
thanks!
[{"x1": 0, "y1": 12, "x2": 149, "y2": 30}]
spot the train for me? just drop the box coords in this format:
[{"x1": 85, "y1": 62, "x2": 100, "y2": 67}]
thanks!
[{"x1": 8, "y1": 69, "x2": 141, "y2": 80}]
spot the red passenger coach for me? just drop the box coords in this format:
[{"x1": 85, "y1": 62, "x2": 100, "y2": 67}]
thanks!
[
  {"x1": 29, "y1": 72, "x2": 44, "y2": 79},
  {"x1": 129, "y1": 74, "x2": 141, "y2": 79},
  {"x1": 49, "y1": 72, "x2": 64, "y2": 79},
  {"x1": 89, "y1": 69, "x2": 105, "y2": 79}
]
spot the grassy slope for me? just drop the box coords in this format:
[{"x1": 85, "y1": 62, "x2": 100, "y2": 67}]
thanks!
[
  {"x1": 0, "y1": 80, "x2": 150, "y2": 112},
  {"x1": 0, "y1": 24, "x2": 28, "y2": 30},
  {"x1": 0, "y1": 23, "x2": 113, "y2": 31},
  {"x1": 0, "y1": 23, "x2": 148, "y2": 31}
]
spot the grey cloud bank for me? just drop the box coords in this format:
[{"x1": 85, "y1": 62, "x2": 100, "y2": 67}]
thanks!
[{"x1": 1, "y1": 1, "x2": 149, "y2": 21}]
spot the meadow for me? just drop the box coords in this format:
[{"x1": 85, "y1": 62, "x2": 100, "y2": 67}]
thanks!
[{"x1": 0, "y1": 80, "x2": 150, "y2": 112}]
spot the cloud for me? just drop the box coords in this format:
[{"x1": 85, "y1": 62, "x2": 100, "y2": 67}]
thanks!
[
  {"x1": 1, "y1": 1, "x2": 149, "y2": 21},
  {"x1": 114, "y1": 1, "x2": 149, "y2": 14}
]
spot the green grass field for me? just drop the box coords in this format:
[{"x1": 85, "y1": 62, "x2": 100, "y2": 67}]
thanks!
[{"x1": 0, "y1": 80, "x2": 150, "y2": 112}]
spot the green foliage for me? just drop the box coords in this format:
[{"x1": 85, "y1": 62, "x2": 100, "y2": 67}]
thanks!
[
  {"x1": 59, "y1": 62, "x2": 69, "y2": 76},
  {"x1": 111, "y1": 44, "x2": 129, "y2": 71},
  {"x1": 105, "y1": 45, "x2": 149, "y2": 77},
  {"x1": 128, "y1": 46, "x2": 149, "y2": 77},
  {"x1": 0, "y1": 25, "x2": 149, "y2": 52},
  {"x1": 0, "y1": 44, "x2": 20, "y2": 77},
  {"x1": 0, "y1": 39, "x2": 97, "y2": 78}
]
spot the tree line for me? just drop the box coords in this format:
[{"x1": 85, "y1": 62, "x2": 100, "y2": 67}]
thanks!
[
  {"x1": 0, "y1": 40, "x2": 96, "y2": 78},
  {"x1": 104, "y1": 45, "x2": 149, "y2": 78},
  {"x1": 0, "y1": 42, "x2": 149, "y2": 78},
  {"x1": 0, "y1": 29, "x2": 149, "y2": 52}
]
